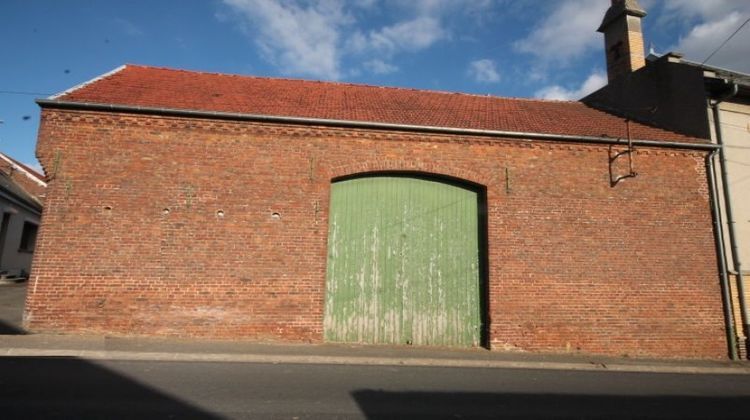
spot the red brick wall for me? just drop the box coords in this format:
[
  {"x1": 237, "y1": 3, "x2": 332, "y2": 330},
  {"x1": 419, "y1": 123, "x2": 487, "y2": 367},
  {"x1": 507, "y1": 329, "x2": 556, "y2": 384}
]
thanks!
[{"x1": 26, "y1": 108, "x2": 727, "y2": 359}]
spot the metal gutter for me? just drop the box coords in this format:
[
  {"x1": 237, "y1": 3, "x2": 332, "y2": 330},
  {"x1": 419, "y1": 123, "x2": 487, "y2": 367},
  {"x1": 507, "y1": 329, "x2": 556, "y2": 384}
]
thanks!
[
  {"x1": 710, "y1": 82, "x2": 749, "y2": 357},
  {"x1": 707, "y1": 149, "x2": 738, "y2": 359},
  {"x1": 36, "y1": 99, "x2": 719, "y2": 151},
  {"x1": 0, "y1": 187, "x2": 43, "y2": 215}
]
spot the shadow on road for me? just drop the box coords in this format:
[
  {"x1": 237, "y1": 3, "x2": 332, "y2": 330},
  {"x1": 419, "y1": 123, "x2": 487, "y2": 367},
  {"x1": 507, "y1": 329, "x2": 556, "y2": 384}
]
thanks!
[
  {"x1": 0, "y1": 320, "x2": 25, "y2": 335},
  {"x1": 0, "y1": 283, "x2": 27, "y2": 335},
  {"x1": 352, "y1": 389, "x2": 750, "y2": 419},
  {"x1": 0, "y1": 357, "x2": 220, "y2": 419}
]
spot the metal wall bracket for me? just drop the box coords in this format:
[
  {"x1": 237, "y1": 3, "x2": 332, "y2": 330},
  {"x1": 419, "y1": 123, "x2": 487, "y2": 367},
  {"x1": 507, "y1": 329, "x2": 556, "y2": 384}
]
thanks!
[{"x1": 609, "y1": 119, "x2": 638, "y2": 186}]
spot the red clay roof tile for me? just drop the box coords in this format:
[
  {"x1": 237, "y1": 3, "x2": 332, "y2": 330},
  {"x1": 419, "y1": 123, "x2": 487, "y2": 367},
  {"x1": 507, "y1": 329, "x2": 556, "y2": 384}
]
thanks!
[{"x1": 54, "y1": 64, "x2": 703, "y2": 143}]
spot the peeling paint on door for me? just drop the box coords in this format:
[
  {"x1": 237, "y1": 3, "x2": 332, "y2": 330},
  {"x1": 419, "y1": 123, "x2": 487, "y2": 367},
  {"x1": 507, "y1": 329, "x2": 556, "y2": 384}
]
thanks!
[{"x1": 324, "y1": 176, "x2": 482, "y2": 347}]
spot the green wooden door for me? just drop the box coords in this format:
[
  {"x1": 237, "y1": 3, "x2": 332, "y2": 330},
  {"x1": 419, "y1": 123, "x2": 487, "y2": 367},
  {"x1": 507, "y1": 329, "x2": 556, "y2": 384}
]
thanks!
[{"x1": 324, "y1": 175, "x2": 482, "y2": 347}]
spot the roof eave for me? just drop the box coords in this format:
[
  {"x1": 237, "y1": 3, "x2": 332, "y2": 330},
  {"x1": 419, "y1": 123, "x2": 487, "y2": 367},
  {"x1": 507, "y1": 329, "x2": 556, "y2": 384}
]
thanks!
[
  {"x1": 0, "y1": 182, "x2": 43, "y2": 214},
  {"x1": 36, "y1": 98, "x2": 714, "y2": 151}
]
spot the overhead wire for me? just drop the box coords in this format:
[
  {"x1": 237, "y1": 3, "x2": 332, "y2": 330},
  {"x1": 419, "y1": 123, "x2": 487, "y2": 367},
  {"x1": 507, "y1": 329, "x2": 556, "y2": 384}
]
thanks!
[
  {"x1": 701, "y1": 16, "x2": 750, "y2": 65},
  {"x1": 0, "y1": 90, "x2": 53, "y2": 96}
]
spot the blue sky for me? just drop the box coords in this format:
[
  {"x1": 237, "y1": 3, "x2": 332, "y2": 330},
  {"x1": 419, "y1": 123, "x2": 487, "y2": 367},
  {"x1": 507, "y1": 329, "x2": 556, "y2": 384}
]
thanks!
[{"x1": 2, "y1": 0, "x2": 749, "y2": 170}]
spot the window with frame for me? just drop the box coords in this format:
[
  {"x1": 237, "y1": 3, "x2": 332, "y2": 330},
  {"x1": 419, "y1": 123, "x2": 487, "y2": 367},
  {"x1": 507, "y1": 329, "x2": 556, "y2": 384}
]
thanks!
[{"x1": 19, "y1": 222, "x2": 38, "y2": 253}]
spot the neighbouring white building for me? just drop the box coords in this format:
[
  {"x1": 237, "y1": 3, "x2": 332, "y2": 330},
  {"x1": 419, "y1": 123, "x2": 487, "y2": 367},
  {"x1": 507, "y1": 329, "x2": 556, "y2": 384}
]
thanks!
[{"x1": 0, "y1": 152, "x2": 46, "y2": 281}]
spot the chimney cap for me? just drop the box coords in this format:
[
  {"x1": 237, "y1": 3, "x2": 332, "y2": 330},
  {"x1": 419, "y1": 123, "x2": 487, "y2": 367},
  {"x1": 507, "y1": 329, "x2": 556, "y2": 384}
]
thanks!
[{"x1": 597, "y1": 0, "x2": 647, "y2": 32}]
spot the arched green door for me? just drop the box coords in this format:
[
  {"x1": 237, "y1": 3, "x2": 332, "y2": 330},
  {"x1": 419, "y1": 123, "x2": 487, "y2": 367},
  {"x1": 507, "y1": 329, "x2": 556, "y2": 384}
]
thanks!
[{"x1": 324, "y1": 175, "x2": 482, "y2": 347}]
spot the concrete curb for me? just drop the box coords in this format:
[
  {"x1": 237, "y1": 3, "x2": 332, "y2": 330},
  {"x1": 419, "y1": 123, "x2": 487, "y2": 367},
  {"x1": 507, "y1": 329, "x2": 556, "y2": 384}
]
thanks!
[{"x1": 2, "y1": 347, "x2": 749, "y2": 375}]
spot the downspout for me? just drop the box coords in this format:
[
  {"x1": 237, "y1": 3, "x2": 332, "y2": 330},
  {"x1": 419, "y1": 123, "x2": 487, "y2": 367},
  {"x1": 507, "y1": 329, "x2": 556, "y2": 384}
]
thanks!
[
  {"x1": 710, "y1": 82, "x2": 748, "y2": 357},
  {"x1": 707, "y1": 149, "x2": 738, "y2": 359}
]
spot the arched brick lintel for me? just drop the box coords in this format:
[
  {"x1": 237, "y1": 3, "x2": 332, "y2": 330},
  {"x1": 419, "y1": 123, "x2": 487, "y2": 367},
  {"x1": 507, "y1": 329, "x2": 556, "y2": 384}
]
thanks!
[{"x1": 326, "y1": 160, "x2": 491, "y2": 189}]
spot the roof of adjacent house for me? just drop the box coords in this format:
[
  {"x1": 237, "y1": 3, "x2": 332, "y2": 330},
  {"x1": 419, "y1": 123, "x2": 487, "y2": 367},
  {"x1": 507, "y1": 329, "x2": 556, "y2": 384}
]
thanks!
[
  {"x1": 48, "y1": 64, "x2": 702, "y2": 143},
  {"x1": 0, "y1": 171, "x2": 43, "y2": 212},
  {"x1": 0, "y1": 153, "x2": 45, "y2": 185}
]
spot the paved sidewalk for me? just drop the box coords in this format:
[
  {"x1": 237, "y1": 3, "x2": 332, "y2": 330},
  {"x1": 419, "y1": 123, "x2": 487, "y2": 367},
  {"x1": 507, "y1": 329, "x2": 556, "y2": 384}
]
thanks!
[
  {"x1": 3, "y1": 283, "x2": 750, "y2": 375},
  {"x1": 1, "y1": 332, "x2": 749, "y2": 375}
]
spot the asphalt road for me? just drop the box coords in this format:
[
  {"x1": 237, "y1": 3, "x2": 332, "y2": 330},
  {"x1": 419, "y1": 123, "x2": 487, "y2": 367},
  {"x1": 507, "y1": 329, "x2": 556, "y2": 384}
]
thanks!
[{"x1": 1, "y1": 358, "x2": 749, "y2": 419}]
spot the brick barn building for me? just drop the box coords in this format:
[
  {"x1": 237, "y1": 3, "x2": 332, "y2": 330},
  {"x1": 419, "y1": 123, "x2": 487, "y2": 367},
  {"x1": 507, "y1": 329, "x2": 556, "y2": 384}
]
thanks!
[{"x1": 27, "y1": 64, "x2": 729, "y2": 359}]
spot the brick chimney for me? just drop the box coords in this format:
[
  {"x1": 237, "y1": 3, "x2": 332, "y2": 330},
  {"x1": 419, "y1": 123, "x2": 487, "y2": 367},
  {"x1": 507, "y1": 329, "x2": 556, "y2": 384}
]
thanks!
[{"x1": 598, "y1": 0, "x2": 647, "y2": 82}]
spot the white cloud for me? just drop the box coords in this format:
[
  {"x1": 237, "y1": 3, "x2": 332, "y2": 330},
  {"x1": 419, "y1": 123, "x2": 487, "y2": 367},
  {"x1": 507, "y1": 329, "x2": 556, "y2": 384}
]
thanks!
[
  {"x1": 114, "y1": 18, "x2": 144, "y2": 37},
  {"x1": 377, "y1": 17, "x2": 446, "y2": 51},
  {"x1": 363, "y1": 59, "x2": 398, "y2": 74},
  {"x1": 665, "y1": 4, "x2": 750, "y2": 72},
  {"x1": 516, "y1": 1, "x2": 750, "y2": 87},
  {"x1": 223, "y1": 0, "x2": 457, "y2": 80},
  {"x1": 223, "y1": 0, "x2": 350, "y2": 79},
  {"x1": 353, "y1": 0, "x2": 377, "y2": 9},
  {"x1": 410, "y1": 0, "x2": 493, "y2": 16},
  {"x1": 672, "y1": 12, "x2": 749, "y2": 70},
  {"x1": 467, "y1": 59, "x2": 500, "y2": 83},
  {"x1": 534, "y1": 70, "x2": 607, "y2": 100},
  {"x1": 514, "y1": 0, "x2": 609, "y2": 66},
  {"x1": 662, "y1": 0, "x2": 750, "y2": 22},
  {"x1": 349, "y1": 17, "x2": 447, "y2": 56}
]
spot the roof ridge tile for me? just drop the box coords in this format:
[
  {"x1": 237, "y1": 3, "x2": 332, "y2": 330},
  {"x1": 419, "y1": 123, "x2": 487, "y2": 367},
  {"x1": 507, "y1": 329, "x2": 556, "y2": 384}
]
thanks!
[{"x1": 121, "y1": 64, "x2": 580, "y2": 103}]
